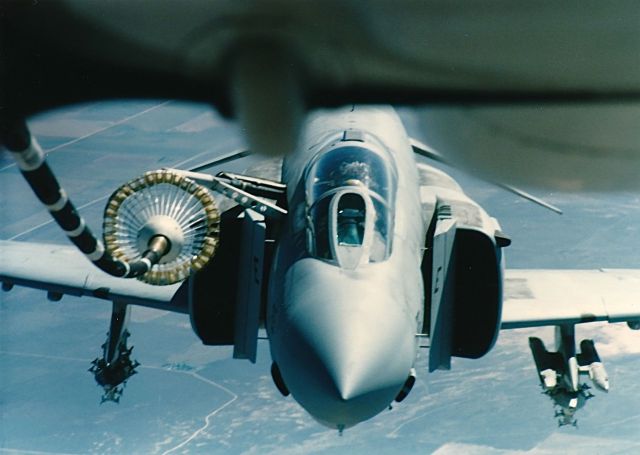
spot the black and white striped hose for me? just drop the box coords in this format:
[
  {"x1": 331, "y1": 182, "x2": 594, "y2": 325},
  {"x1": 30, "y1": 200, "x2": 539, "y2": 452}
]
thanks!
[{"x1": 3, "y1": 120, "x2": 219, "y2": 284}]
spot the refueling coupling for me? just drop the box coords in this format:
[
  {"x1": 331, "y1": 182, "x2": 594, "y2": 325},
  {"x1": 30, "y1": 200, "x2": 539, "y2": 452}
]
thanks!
[
  {"x1": 3, "y1": 119, "x2": 219, "y2": 285},
  {"x1": 129, "y1": 235, "x2": 172, "y2": 278}
]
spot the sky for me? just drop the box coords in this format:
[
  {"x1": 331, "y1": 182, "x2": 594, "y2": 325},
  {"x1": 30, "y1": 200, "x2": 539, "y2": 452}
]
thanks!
[{"x1": 1, "y1": 101, "x2": 639, "y2": 454}]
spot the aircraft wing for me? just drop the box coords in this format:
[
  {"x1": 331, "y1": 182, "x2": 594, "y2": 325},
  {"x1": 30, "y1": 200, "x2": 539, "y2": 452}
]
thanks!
[
  {"x1": 501, "y1": 269, "x2": 640, "y2": 329},
  {"x1": 0, "y1": 240, "x2": 186, "y2": 313}
]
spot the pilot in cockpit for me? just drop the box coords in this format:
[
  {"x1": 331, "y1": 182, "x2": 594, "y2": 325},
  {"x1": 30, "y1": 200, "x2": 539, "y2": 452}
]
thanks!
[
  {"x1": 306, "y1": 145, "x2": 395, "y2": 266},
  {"x1": 336, "y1": 192, "x2": 366, "y2": 247}
]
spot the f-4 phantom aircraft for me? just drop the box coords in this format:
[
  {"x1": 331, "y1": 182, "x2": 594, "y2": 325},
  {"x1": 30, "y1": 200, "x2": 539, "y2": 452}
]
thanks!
[{"x1": 2, "y1": 106, "x2": 640, "y2": 430}]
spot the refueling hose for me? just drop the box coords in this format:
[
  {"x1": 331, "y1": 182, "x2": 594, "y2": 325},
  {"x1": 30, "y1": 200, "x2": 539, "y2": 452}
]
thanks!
[{"x1": 3, "y1": 119, "x2": 168, "y2": 279}]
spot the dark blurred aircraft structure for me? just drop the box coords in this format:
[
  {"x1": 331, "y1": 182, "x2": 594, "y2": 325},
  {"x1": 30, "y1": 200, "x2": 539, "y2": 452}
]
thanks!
[{"x1": 2, "y1": 1, "x2": 640, "y2": 190}]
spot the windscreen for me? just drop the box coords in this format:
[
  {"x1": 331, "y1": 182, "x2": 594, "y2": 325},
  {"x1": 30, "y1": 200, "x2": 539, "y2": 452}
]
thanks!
[
  {"x1": 306, "y1": 145, "x2": 396, "y2": 265},
  {"x1": 310, "y1": 146, "x2": 393, "y2": 203}
]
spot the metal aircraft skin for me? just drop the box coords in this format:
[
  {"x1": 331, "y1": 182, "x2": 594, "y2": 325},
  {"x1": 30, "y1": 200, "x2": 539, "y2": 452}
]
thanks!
[
  {"x1": 2, "y1": 105, "x2": 640, "y2": 430},
  {"x1": 268, "y1": 107, "x2": 427, "y2": 429},
  {"x1": 2, "y1": 1, "x2": 640, "y2": 191},
  {"x1": 2, "y1": 0, "x2": 640, "y2": 433}
]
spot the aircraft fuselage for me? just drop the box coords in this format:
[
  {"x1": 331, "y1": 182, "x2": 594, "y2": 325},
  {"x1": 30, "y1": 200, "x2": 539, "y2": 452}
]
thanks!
[{"x1": 267, "y1": 106, "x2": 426, "y2": 429}]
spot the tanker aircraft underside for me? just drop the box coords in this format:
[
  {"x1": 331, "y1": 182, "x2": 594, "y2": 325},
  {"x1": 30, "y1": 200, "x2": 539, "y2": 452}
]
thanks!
[{"x1": 2, "y1": 106, "x2": 640, "y2": 430}]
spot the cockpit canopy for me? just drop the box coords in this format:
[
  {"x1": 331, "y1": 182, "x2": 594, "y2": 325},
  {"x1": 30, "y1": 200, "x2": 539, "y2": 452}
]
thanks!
[{"x1": 305, "y1": 143, "x2": 397, "y2": 269}]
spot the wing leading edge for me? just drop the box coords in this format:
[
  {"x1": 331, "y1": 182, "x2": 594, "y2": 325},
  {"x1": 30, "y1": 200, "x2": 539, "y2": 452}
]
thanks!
[
  {"x1": 0, "y1": 240, "x2": 186, "y2": 312},
  {"x1": 502, "y1": 269, "x2": 640, "y2": 329},
  {"x1": 4, "y1": 245, "x2": 639, "y2": 331}
]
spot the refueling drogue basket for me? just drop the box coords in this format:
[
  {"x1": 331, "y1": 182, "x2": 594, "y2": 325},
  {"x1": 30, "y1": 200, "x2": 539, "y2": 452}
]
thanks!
[{"x1": 103, "y1": 170, "x2": 220, "y2": 285}]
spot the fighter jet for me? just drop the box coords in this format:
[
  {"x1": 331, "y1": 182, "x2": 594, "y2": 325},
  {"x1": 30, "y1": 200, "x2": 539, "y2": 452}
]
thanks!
[{"x1": 3, "y1": 105, "x2": 640, "y2": 430}]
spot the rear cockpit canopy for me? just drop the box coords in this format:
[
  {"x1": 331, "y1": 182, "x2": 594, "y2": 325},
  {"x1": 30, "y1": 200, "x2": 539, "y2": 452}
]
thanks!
[{"x1": 305, "y1": 142, "x2": 397, "y2": 269}]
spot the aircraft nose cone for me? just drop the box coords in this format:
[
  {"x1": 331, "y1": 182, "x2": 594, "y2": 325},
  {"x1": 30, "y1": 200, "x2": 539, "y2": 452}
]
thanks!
[{"x1": 273, "y1": 277, "x2": 417, "y2": 429}]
